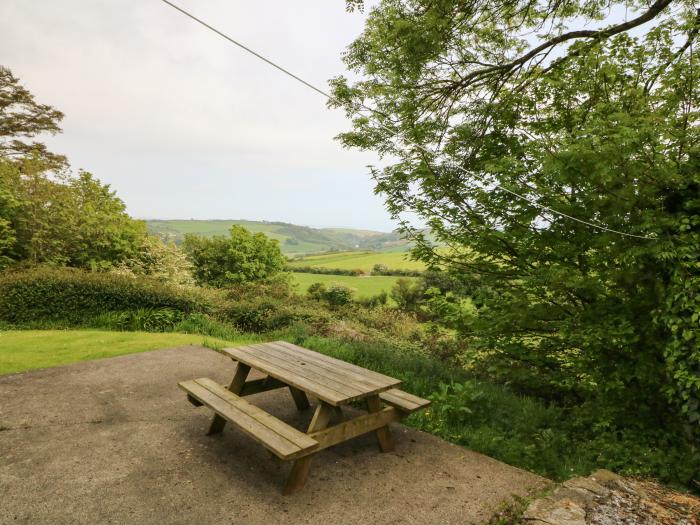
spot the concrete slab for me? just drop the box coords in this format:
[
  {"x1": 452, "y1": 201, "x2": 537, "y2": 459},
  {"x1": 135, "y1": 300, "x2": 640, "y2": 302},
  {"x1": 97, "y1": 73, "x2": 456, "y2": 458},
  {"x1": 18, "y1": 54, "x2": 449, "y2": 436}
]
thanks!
[{"x1": 0, "y1": 346, "x2": 548, "y2": 524}]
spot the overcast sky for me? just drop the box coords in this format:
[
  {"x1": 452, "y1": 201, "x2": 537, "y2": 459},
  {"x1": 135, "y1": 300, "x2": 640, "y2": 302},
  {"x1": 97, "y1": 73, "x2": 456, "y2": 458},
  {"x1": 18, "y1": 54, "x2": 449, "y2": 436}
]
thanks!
[{"x1": 0, "y1": 1, "x2": 396, "y2": 230}]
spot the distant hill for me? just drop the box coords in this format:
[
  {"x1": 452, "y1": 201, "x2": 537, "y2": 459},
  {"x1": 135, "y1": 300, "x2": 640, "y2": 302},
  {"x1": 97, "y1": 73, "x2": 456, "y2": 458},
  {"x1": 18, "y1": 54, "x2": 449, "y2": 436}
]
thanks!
[{"x1": 145, "y1": 219, "x2": 411, "y2": 255}]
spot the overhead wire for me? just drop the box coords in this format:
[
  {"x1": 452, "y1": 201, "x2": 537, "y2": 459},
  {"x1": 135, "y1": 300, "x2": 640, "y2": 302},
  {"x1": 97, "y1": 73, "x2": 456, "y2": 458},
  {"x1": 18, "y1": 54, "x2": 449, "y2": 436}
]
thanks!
[{"x1": 158, "y1": 0, "x2": 655, "y2": 240}]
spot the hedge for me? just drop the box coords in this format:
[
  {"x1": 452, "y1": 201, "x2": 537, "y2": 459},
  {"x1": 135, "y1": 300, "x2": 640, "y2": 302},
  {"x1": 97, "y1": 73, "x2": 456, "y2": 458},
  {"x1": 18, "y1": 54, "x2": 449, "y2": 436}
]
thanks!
[{"x1": 0, "y1": 267, "x2": 215, "y2": 326}]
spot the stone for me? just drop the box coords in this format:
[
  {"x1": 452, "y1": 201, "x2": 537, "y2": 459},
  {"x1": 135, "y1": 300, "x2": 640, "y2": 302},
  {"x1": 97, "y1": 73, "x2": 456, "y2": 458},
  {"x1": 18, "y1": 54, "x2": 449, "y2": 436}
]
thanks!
[
  {"x1": 563, "y1": 476, "x2": 610, "y2": 497},
  {"x1": 523, "y1": 496, "x2": 587, "y2": 525},
  {"x1": 589, "y1": 469, "x2": 622, "y2": 483}
]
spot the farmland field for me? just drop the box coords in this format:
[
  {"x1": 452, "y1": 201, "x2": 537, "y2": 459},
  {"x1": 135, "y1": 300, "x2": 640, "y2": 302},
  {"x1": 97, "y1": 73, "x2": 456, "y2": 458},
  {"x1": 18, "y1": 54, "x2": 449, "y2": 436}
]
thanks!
[
  {"x1": 290, "y1": 272, "x2": 412, "y2": 298},
  {"x1": 146, "y1": 219, "x2": 408, "y2": 255},
  {"x1": 288, "y1": 251, "x2": 426, "y2": 272}
]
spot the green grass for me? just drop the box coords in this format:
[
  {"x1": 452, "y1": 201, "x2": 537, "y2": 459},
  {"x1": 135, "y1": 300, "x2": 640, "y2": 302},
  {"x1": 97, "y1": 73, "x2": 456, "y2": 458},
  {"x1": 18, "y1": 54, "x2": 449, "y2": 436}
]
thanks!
[
  {"x1": 288, "y1": 251, "x2": 426, "y2": 272},
  {"x1": 290, "y1": 272, "x2": 412, "y2": 298},
  {"x1": 0, "y1": 329, "x2": 254, "y2": 375}
]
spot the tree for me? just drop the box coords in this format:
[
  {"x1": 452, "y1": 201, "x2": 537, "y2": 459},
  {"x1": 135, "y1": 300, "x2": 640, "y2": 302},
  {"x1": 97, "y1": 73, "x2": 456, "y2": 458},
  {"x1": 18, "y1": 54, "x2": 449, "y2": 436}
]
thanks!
[
  {"x1": 0, "y1": 163, "x2": 19, "y2": 268},
  {"x1": 183, "y1": 226, "x2": 286, "y2": 287},
  {"x1": 0, "y1": 158, "x2": 146, "y2": 269},
  {"x1": 0, "y1": 66, "x2": 66, "y2": 168},
  {"x1": 0, "y1": 68, "x2": 146, "y2": 270},
  {"x1": 333, "y1": 1, "x2": 700, "y2": 436}
]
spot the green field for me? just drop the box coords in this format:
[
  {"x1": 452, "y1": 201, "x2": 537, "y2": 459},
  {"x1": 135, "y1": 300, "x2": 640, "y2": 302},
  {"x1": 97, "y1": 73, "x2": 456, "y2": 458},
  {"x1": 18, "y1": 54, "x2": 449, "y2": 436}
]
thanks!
[
  {"x1": 288, "y1": 251, "x2": 426, "y2": 272},
  {"x1": 291, "y1": 272, "x2": 411, "y2": 298},
  {"x1": 0, "y1": 330, "x2": 252, "y2": 375}
]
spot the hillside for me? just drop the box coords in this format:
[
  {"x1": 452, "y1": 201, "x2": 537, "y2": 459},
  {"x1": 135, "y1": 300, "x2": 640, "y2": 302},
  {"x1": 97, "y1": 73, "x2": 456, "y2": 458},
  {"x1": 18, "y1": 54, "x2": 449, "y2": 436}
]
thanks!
[{"x1": 146, "y1": 219, "x2": 410, "y2": 255}]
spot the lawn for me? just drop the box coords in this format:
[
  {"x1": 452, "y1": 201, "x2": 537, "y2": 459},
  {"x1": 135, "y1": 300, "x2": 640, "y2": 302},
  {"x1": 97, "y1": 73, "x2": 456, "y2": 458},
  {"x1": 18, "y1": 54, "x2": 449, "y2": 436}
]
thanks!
[
  {"x1": 290, "y1": 272, "x2": 411, "y2": 298},
  {"x1": 0, "y1": 330, "x2": 253, "y2": 375},
  {"x1": 288, "y1": 251, "x2": 426, "y2": 272}
]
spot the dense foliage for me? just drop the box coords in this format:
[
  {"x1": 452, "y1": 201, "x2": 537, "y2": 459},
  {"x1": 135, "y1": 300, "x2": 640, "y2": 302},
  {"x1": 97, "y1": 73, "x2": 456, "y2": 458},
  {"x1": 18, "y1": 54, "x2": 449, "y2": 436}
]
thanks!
[
  {"x1": 0, "y1": 67, "x2": 148, "y2": 271},
  {"x1": 183, "y1": 225, "x2": 286, "y2": 287},
  {"x1": 333, "y1": 1, "x2": 700, "y2": 446},
  {"x1": 0, "y1": 159, "x2": 146, "y2": 269},
  {"x1": 3, "y1": 264, "x2": 699, "y2": 489},
  {"x1": 0, "y1": 267, "x2": 213, "y2": 326}
]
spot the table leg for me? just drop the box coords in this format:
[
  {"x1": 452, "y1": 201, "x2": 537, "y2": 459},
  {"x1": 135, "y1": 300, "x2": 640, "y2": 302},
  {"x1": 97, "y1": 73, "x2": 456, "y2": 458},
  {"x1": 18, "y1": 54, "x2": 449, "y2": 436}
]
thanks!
[
  {"x1": 206, "y1": 362, "x2": 250, "y2": 435},
  {"x1": 288, "y1": 386, "x2": 311, "y2": 410},
  {"x1": 283, "y1": 401, "x2": 334, "y2": 495},
  {"x1": 366, "y1": 395, "x2": 394, "y2": 452}
]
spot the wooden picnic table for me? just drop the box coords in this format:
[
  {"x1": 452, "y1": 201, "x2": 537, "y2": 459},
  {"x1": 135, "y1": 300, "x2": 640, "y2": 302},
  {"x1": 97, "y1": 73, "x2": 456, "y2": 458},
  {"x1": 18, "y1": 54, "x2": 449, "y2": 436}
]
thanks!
[{"x1": 179, "y1": 341, "x2": 430, "y2": 494}]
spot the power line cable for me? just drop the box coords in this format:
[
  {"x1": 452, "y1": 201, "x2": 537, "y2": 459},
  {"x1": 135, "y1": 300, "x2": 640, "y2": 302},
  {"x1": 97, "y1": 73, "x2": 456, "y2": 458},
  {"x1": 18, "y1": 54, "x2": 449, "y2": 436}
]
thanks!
[{"x1": 158, "y1": 0, "x2": 654, "y2": 240}]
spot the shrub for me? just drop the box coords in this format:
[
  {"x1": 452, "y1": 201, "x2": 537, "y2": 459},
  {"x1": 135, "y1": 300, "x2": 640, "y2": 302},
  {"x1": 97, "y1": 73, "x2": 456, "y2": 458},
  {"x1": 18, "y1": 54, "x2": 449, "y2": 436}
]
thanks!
[
  {"x1": 307, "y1": 282, "x2": 327, "y2": 301},
  {"x1": 114, "y1": 235, "x2": 194, "y2": 286},
  {"x1": 355, "y1": 291, "x2": 388, "y2": 307},
  {"x1": 391, "y1": 277, "x2": 424, "y2": 311},
  {"x1": 305, "y1": 281, "x2": 355, "y2": 307},
  {"x1": 323, "y1": 284, "x2": 355, "y2": 306},
  {"x1": 220, "y1": 282, "x2": 333, "y2": 333},
  {"x1": 0, "y1": 267, "x2": 215, "y2": 326}
]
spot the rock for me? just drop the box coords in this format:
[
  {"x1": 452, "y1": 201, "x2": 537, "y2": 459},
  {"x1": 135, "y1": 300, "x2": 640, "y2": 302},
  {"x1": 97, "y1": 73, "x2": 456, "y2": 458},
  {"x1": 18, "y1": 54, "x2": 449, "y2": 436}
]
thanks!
[
  {"x1": 589, "y1": 469, "x2": 621, "y2": 483},
  {"x1": 523, "y1": 496, "x2": 587, "y2": 525},
  {"x1": 522, "y1": 470, "x2": 700, "y2": 525},
  {"x1": 563, "y1": 477, "x2": 610, "y2": 497}
]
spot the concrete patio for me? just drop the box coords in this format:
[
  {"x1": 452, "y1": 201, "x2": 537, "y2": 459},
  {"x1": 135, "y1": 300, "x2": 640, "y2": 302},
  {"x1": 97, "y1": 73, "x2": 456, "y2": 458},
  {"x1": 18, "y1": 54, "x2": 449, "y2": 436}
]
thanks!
[{"x1": 0, "y1": 346, "x2": 547, "y2": 524}]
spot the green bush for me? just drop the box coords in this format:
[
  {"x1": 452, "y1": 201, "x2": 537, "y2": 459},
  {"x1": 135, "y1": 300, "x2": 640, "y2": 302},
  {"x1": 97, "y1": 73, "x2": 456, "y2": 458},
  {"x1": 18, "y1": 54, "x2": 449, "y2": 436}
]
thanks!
[
  {"x1": 0, "y1": 267, "x2": 215, "y2": 326},
  {"x1": 220, "y1": 282, "x2": 333, "y2": 333},
  {"x1": 390, "y1": 277, "x2": 424, "y2": 311},
  {"x1": 306, "y1": 282, "x2": 355, "y2": 306},
  {"x1": 306, "y1": 282, "x2": 327, "y2": 301}
]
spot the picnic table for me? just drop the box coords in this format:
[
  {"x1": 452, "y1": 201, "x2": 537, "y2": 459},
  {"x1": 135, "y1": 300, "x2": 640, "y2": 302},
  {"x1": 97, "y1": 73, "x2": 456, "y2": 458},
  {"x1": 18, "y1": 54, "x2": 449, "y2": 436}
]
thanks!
[{"x1": 179, "y1": 341, "x2": 430, "y2": 494}]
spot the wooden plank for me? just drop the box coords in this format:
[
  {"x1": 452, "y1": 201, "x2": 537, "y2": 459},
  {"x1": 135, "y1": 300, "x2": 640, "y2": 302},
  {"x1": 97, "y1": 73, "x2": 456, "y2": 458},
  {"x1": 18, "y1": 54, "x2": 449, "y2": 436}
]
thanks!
[
  {"x1": 283, "y1": 402, "x2": 334, "y2": 495},
  {"x1": 230, "y1": 346, "x2": 348, "y2": 404},
  {"x1": 273, "y1": 341, "x2": 401, "y2": 388},
  {"x1": 366, "y1": 395, "x2": 394, "y2": 452},
  {"x1": 252, "y1": 342, "x2": 378, "y2": 392},
  {"x1": 239, "y1": 376, "x2": 287, "y2": 397},
  {"x1": 379, "y1": 388, "x2": 431, "y2": 412},
  {"x1": 307, "y1": 407, "x2": 401, "y2": 453},
  {"x1": 262, "y1": 341, "x2": 399, "y2": 393},
  {"x1": 288, "y1": 386, "x2": 310, "y2": 410},
  {"x1": 257, "y1": 341, "x2": 384, "y2": 389},
  {"x1": 245, "y1": 344, "x2": 367, "y2": 399},
  {"x1": 195, "y1": 378, "x2": 318, "y2": 452},
  {"x1": 224, "y1": 346, "x2": 347, "y2": 405},
  {"x1": 180, "y1": 379, "x2": 305, "y2": 459},
  {"x1": 207, "y1": 362, "x2": 250, "y2": 435}
]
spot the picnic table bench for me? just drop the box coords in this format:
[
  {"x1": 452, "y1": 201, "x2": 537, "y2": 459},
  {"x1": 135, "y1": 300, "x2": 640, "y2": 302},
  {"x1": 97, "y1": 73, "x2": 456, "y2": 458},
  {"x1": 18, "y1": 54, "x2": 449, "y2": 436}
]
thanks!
[{"x1": 178, "y1": 340, "x2": 430, "y2": 494}]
